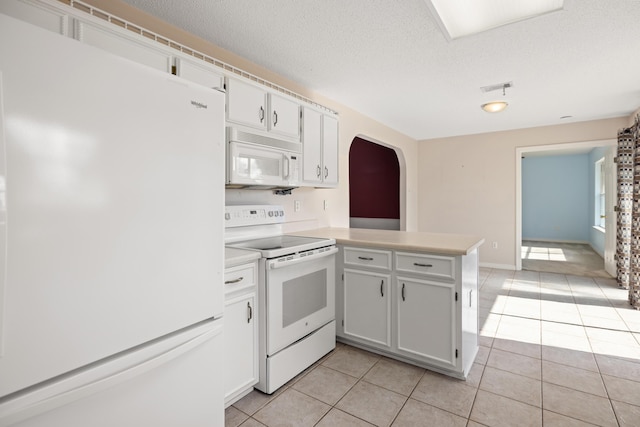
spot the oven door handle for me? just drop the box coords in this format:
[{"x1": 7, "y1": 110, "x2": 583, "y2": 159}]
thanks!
[{"x1": 267, "y1": 246, "x2": 338, "y2": 270}]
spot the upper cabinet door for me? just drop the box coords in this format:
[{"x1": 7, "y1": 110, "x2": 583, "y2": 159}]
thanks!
[
  {"x1": 226, "y1": 78, "x2": 267, "y2": 131},
  {"x1": 322, "y1": 115, "x2": 339, "y2": 186},
  {"x1": 74, "y1": 19, "x2": 173, "y2": 73},
  {"x1": 175, "y1": 57, "x2": 224, "y2": 90},
  {"x1": 302, "y1": 107, "x2": 322, "y2": 183},
  {"x1": 268, "y1": 94, "x2": 300, "y2": 140}
]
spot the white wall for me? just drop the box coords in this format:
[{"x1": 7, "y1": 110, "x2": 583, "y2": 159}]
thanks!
[{"x1": 417, "y1": 118, "x2": 628, "y2": 269}]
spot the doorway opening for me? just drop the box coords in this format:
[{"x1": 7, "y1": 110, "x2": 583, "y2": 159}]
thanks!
[
  {"x1": 349, "y1": 137, "x2": 402, "y2": 230},
  {"x1": 515, "y1": 140, "x2": 617, "y2": 276}
]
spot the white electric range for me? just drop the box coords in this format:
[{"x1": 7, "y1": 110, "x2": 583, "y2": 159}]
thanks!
[{"x1": 224, "y1": 205, "x2": 337, "y2": 394}]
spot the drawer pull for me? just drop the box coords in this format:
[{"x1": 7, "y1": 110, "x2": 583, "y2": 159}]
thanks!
[
  {"x1": 247, "y1": 302, "x2": 253, "y2": 323},
  {"x1": 380, "y1": 279, "x2": 384, "y2": 297},
  {"x1": 413, "y1": 263, "x2": 433, "y2": 268},
  {"x1": 358, "y1": 256, "x2": 374, "y2": 261},
  {"x1": 225, "y1": 276, "x2": 243, "y2": 285},
  {"x1": 401, "y1": 283, "x2": 405, "y2": 301}
]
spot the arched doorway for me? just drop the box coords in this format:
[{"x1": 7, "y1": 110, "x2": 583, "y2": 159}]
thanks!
[{"x1": 349, "y1": 137, "x2": 400, "y2": 230}]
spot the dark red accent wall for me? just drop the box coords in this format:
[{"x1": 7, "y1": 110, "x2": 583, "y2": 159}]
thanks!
[{"x1": 349, "y1": 138, "x2": 400, "y2": 219}]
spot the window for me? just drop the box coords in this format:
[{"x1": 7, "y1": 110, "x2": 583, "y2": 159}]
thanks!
[{"x1": 595, "y1": 158, "x2": 605, "y2": 228}]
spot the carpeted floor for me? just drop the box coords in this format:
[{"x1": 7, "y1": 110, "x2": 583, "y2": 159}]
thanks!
[{"x1": 521, "y1": 240, "x2": 612, "y2": 278}]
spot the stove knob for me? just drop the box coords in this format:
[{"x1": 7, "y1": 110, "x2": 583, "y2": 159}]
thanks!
[
  {"x1": 268, "y1": 211, "x2": 273, "y2": 217},
  {"x1": 279, "y1": 210, "x2": 284, "y2": 217},
  {"x1": 224, "y1": 213, "x2": 230, "y2": 220},
  {"x1": 274, "y1": 211, "x2": 279, "y2": 217}
]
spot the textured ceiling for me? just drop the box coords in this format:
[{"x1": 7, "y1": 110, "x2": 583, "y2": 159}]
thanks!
[{"x1": 120, "y1": 0, "x2": 640, "y2": 140}]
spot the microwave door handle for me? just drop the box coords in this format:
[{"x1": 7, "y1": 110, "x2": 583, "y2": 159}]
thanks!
[{"x1": 283, "y1": 155, "x2": 290, "y2": 179}]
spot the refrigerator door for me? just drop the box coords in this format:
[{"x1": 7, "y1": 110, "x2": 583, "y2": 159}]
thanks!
[
  {"x1": 0, "y1": 14, "x2": 224, "y2": 396},
  {"x1": 0, "y1": 319, "x2": 224, "y2": 427}
]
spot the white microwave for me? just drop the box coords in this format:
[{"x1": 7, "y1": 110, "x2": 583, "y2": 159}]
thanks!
[{"x1": 226, "y1": 128, "x2": 301, "y2": 189}]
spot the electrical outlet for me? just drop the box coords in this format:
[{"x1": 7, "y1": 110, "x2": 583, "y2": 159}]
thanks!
[
  {"x1": 492, "y1": 241, "x2": 498, "y2": 249},
  {"x1": 294, "y1": 200, "x2": 301, "y2": 212}
]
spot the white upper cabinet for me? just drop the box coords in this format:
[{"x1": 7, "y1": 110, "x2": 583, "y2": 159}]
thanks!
[
  {"x1": 302, "y1": 107, "x2": 323, "y2": 183},
  {"x1": 226, "y1": 78, "x2": 301, "y2": 141},
  {"x1": 226, "y1": 78, "x2": 268, "y2": 130},
  {"x1": 302, "y1": 107, "x2": 339, "y2": 187},
  {"x1": 175, "y1": 56, "x2": 224, "y2": 91},
  {"x1": 322, "y1": 115, "x2": 339, "y2": 186},
  {"x1": 268, "y1": 93, "x2": 300, "y2": 140},
  {"x1": 74, "y1": 18, "x2": 173, "y2": 73}
]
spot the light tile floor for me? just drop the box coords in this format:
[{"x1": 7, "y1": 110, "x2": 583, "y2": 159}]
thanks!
[{"x1": 226, "y1": 268, "x2": 640, "y2": 426}]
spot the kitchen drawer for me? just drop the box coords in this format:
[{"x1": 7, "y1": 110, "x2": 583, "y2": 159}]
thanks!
[
  {"x1": 395, "y1": 252, "x2": 455, "y2": 281},
  {"x1": 344, "y1": 247, "x2": 392, "y2": 271},
  {"x1": 224, "y1": 263, "x2": 257, "y2": 297}
]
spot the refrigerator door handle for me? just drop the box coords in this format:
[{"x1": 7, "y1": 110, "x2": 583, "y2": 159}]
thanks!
[{"x1": 0, "y1": 321, "x2": 222, "y2": 427}]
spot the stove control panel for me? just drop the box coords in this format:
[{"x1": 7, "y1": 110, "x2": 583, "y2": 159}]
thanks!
[{"x1": 225, "y1": 205, "x2": 285, "y2": 228}]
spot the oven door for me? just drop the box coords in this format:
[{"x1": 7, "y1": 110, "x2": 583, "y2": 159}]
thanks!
[{"x1": 264, "y1": 247, "x2": 337, "y2": 356}]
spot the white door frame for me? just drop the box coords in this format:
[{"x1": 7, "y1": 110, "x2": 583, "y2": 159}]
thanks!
[{"x1": 515, "y1": 139, "x2": 617, "y2": 271}]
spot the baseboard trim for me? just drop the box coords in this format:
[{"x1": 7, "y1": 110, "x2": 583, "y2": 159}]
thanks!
[
  {"x1": 480, "y1": 262, "x2": 516, "y2": 271},
  {"x1": 522, "y1": 238, "x2": 589, "y2": 245}
]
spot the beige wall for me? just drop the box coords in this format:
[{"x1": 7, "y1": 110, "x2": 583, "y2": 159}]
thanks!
[
  {"x1": 81, "y1": 0, "x2": 419, "y2": 232},
  {"x1": 417, "y1": 117, "x2": 629, "y2": 268}
]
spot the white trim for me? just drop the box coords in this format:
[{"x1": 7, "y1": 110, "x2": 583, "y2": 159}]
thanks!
[
  {"x1": 515, "y1": 139, "x2": 616, "y2": 271},
  {"x1": 479, "y1": 262, "x2": 516, "y2": 271},
  {"x1": 522, "y1": 238, "x2": 589, "y2": 244}
]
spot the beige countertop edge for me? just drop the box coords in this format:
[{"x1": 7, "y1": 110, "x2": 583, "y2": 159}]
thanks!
[
  {"x1": 225, "y1": 247, "x2": 261, "y2": 269},
  {"x1": 290, "y1": 228, "x2": 485, "y2": 256}
]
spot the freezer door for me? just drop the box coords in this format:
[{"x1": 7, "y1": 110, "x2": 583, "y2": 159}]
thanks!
[
  {"x1": 0, "y1": 319, "x2": 224, "y2": 427},
  {"x1": 0, "y1": 14, "x2": 225, "y2": 397}
]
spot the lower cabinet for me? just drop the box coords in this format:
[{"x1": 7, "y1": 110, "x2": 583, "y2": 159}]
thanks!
[
  {"x1": 224, "y1": 262, "x2": 258, "y2": 407},
  {"x1": 343, "y1": 269, "x2": 391, "y2": 347},
  {"x1": 336, "y1": 245, "x2": 479, "y2": 380},
  {"x1": 224, "y1": 293, "x2": 257, "y2": 405},
  {"x1": 396, "y1": 277, "x2": 456, "y2": 369}
]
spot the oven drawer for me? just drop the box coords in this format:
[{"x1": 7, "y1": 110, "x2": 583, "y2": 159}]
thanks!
[
  {"x1": 224, "y1": 263, "x2": 257, "y2": 297},
  {"x1": 395, "y1": 252, "x2": 455, "y2": 281},
  {"x1": 344, "y1": 247, "x2": 392, "y2": 271}
]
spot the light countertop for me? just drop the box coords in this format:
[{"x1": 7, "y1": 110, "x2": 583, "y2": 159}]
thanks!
[
  {"x1": 289, "y1": 227, "x2": 484, "y2": 256},
  {"x1": 225, "y1": 247, "x2": 261, "y2": 268}
]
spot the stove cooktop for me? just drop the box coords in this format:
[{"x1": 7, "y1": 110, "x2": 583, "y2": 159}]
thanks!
[{"x1": 227, "y1": 235, "x2": 335, "y2": 258}]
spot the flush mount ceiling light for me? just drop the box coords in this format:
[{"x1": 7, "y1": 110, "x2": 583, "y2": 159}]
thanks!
[
  {"x1": 481, "y1": 101, "x2": 508, "y2": 113},
  {"x1": 425, "y1": 0, "x2": 565, "y2": 40},
  {"x1": 480, "y1": 81, "x2": 512, "y2": 113}
]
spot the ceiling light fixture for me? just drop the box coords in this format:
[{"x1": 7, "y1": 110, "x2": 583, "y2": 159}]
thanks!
[
  {"x1": 425, "y1": 0, "x2": 565, "y2": 40},
  {"x1": 481, "y1": 101, "x2": 509, "y2": 113},
  {"x1": 480, "y1": 82, "x2": 511, "y2": 113}
]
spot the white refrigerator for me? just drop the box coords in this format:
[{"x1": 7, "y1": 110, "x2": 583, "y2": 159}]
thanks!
[{"x1": 0, "y1": 13, "x2": 225, "y2": 427}]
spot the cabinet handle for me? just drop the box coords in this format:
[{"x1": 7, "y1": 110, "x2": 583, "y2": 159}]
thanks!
[
  {"x1": 324, "y1": 166, "x2": 329, "y2": 179},
  {"x1": 247, "y1": 302, "x2": 253, "y2": 323},
  {"x1": 316, "y1": 165, "x2": 321, "y2": 178},
  {"x1": 413, "y1": 262, "x2": 433, "y2": 268},
  {"x1": 402, "y1": 283, "x2": 405, "y2": 301},
  {"x1": 380, "y1": 279, "x2": 384, "y2": 297},
  {"x1": 273, "y1": 110, "x2": 278, "y2": 126},
  {"x1": 469, "y1": 289, "x2": 473, "y2": 307},
  {"x1": 259, "y1": 106, "x2": 265, "y2": 123},
  {"x1": 224, "y1": 276, "x2": 243, "y2": 284},
  {"x1": 358, "y1": 256, "x2": 374, "y2": 261}
]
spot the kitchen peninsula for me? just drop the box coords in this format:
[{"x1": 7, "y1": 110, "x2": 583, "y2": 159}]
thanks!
[{"x1": 292, "y1": 228, "x2": 484, "y2": 380}]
